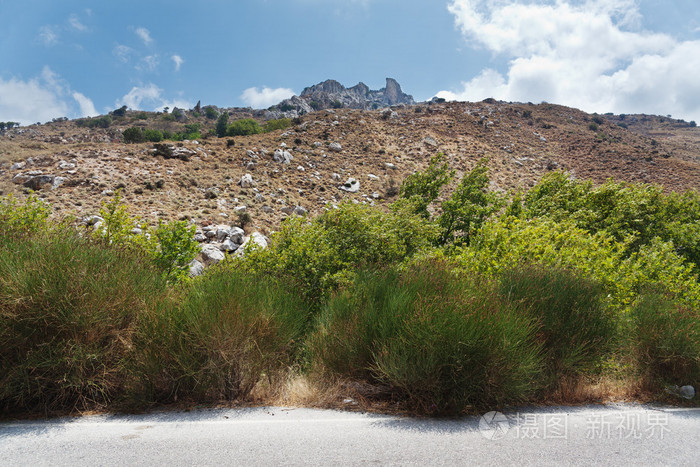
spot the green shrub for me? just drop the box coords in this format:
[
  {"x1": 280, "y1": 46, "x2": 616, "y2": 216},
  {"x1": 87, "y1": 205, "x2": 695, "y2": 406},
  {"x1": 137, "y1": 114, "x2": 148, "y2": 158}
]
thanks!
[
  {"x1": 399, "y1": 153, "x2": 454, "y2": 218},
  {"x1": 122, "y1": 127, "x2": 144, "y2": 144},
  {"x1": 0, "y1": 194, "x2": 51, "y2": 236},
  {"x1": 215, "y1": 112, "x2": 229, "y2": 137},
  {"x1": 589, "y1": 123, "x2": 599, "y2": 131},
  {"x1": 499, "y1": 265, "x2": 616, "y2": 383},
  {"x1": 129, "y1": 268, "x2": 308, "y2": 405},
  {"x1": 204, "y1": 107, "x2": 219, "y2": 119},
  {"x1": 143, "y1": 128, "x2": 163, "y2": 142},
  {"x1": 263, "y1": 118, "x2": 292, "y2": 133},
  {"x1": 76, "y1": 115, "x2": 112, "y2": 129},
  {"x1": 437, "y1": 159, "x2": 504, "y2": 246},
  {"x1": 226, "y1": 118, "x2": 262, "y2": 136},
  {"x1": 135, "y1": 112, "x2": 149, "y2": 120},
  {"x1": 0, "y1": 230, "x2": 167, "y2": 413},
  {"x1": 631, "y1": 292, "x2": 700, "y2": 388},
  {"x1": 149, "y1": 220, "x2": 199, "y2": 283},
  {"x1": 112, "y1": 105, "x2": 128, "y2": 117},
  {"x1": 246, "y1": 202, "x2": 435, "y2": 304},
  {"x1": 307, "y1": 263, "x2": 542, "y2": 414}
]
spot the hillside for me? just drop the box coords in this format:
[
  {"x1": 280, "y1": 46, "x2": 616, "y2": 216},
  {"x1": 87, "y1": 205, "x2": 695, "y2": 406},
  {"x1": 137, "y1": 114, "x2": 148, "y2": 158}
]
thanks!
[{"x1": 1, "y1": 99, "x2": 699, "y2": 236}]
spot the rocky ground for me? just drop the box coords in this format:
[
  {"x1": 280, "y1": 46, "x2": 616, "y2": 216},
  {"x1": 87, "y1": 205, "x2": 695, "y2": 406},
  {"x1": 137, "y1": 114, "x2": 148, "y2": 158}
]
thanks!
[{"x1": 1, "y1": 100, "x2": 699, "y2": 240}]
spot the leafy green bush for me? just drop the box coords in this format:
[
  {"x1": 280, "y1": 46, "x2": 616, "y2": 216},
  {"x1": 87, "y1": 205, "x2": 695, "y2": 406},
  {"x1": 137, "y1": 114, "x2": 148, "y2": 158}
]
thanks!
[
  {"x1": 437, "y1": 159, "x2": 503, "y2": 246},
  {"x1": 399, "y1": 153, "x2": 454, "y2": 218},
  {"x1": 204, "y1": 107, "x2": 219, "y2": 119},
  {"x1": 631, "y1": 292, "x2": 700, "y2": 388},
  {"x1": 0, "y1": 194, "x2": 51, "y2": 236},
  {"x1": 76, "y1": 115, "x2": 112, "y2": 129},
  {"x1": 0, "y1": 230, "x2": 167, "y2": 413},
  {"x1": 307, "y1": 263, "x2": 542, "y2": 414},
  {"x1": 499, "y1": 265, "x2": 615, "y2": 383},
  {"x1": 129, "y1": 268, "x2": 308, "y2": 405},
  {"x1": 263, "y1": 118, "x2": 292, "y2": 133},
  {"x1": 143, "y1": 128, "x2": 163, "y2": 142},
  {"x1": 122, "y1": 127, "x2": 145, "y2": 144},
  {"x1": 246, "y1": 202, "x2": 435, "y2": 304},
  {"x1": 149, "y1": 221, "x2": 199, "y2": 283},
  {"x1": 215, "y1": 112, "x2": 229, "y2": 137},
  {"x1": 226, "y1": 118, "x2": 262, "y2": 136}
]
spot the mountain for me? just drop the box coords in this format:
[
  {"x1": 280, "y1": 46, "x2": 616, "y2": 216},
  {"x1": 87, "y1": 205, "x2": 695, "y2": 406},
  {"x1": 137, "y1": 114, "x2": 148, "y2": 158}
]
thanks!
[
  {"x1": 1, "y1": 99, "x2": 699, "y2": 237},
  {"x1": 267, "y1": 78, "x2": 415, "y2": 117}
]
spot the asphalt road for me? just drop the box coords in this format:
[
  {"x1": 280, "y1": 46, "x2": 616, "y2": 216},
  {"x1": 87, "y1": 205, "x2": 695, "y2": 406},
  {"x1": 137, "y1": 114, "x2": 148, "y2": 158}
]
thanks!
[{"x1": 1, "y1": 404, "x2": 699, "y2": 466}]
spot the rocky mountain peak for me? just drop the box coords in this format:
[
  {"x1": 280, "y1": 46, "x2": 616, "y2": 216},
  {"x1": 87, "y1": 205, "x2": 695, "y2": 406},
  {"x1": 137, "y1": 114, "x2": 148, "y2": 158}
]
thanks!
[{"x1": 269, "y1": 78, "x2": 415, "y2": 118}]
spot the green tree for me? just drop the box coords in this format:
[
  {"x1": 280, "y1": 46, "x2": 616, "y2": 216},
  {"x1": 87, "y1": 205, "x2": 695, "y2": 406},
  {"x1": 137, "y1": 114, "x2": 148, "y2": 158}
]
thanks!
[
  {"x1": 216, "y1": 112, "x2": 229, "y2": 137},
  {"x1": 122, "y1": 127, "x2": 144, "y2": 143},
  {"x1": 437, "y1": 159, "x2": 504, "y2": 246},
  {"x1": 399, "y1": 153, "x2": 454, "y2": 218}
]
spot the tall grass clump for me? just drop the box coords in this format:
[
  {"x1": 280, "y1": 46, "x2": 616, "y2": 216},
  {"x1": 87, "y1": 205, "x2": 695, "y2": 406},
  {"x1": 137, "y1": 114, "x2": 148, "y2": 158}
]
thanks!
[
  {"x1": 0, "y1": 230, "x2": 167, "y2": 414},
  {"x1": 631, "y1": 292, "x2": 700, "y2": 390},
  {"x1": 128, "y1": 267, "x2": 309, "y2": 406},
  {"x1": 499, "y1": 266, "x2": 616, "y2": 386},
  {"x1": 307, "y1": 262, "x2": 543, "y2": 414}
]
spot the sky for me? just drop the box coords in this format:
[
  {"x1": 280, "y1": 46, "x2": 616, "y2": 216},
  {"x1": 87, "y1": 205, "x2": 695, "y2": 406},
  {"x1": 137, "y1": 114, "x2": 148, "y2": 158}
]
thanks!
[{"x1": 1, "y1": 0, "x2": 699, "y2": 125}]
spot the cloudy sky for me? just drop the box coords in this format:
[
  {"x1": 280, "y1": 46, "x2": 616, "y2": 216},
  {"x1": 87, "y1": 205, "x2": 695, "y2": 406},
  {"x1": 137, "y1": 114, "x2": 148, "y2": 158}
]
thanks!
[{"x1": 1, "y1": 0, "x2": 699, "y2": 125}]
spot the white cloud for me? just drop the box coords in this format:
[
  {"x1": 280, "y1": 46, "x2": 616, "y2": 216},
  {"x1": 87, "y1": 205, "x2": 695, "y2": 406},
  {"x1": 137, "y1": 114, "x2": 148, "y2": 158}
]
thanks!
[
  {"x1": 0, "y1": 67, "x2": 97, "y2": 124},
  {"x1": 440, "y1": 0, "x2": 700, "y2": 121},
  {"x1": 171, "y1": 55, "x2": 184, "y2": 72},
  {"x1": 116, "y1": 84, "x2": 191, "y2": 111},
  {"x1": 38, "y1": 25, "x2": 58, "y2": 46},
  {"x1": 240, "y1": 86, "x2": 295, "y2": 108},
  {"x1": 72, "y1": 92, "x2": 97, "y2": 117},
  {"x1": 135, "y1": 27, "x2": 153, "y2": 46},
  {"x1": 113, "y1": 44, "x2": 132, "y2": 63},
  {"x1": 137, "y1": 54, "x2": 159, "y2": 72},
  {"x1": 68, "y1": 14, "x2": 87, "y2": 32}
]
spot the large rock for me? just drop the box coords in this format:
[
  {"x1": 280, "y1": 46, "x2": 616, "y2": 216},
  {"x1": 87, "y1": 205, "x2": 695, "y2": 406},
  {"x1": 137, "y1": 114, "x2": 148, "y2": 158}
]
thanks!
[
  {"x1": 189, "y1": 259, "x2": 205, "y2": 277},
  {"x1": 23, "y1": 174, "x2": 54, "y2": 190},
  {"x1": 339, "y1": 178, "x2": 360, "y2": 193},
  {"x1": 328, "y1": 142, "x2": 342, "y2": 152},
  {"x1": 229, "y1": 226, "x2": 245, "y2": 244},
  {"x1": 237, "y1": 232, "x2": 268, "y2": 256},
  {"x1": 239, "y1": 174, "x2": 255, "y2": 188},
  {"x1": 273, "y1": 149, "x2": 293, "y2": 164},
  {"x1": 201, "y1": 244, "x2": 225, "y2": 265}
]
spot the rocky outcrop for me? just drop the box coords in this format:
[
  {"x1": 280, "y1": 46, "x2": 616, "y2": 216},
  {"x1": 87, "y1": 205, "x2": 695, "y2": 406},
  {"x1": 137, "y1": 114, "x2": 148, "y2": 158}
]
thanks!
[{"x1": 268, "y1": 78, "x2": 415, "y2": 117}]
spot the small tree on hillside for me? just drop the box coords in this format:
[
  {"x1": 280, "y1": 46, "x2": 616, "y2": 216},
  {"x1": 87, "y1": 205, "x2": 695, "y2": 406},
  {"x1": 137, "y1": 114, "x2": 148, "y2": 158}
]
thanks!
[{"x1": 216, "y1": 112, "x2": 229, "y2": 137}]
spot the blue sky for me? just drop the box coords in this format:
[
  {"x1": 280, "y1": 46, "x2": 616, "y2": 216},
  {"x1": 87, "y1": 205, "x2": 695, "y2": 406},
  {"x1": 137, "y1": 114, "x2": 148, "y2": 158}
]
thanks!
[{"x1": 1, "y1": 0, "x2": 699, "y2": 125}]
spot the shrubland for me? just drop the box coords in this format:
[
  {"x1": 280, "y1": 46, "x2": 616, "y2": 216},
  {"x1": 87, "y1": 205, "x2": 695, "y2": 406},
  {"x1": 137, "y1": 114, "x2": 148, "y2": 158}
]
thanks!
[{"x1": 1, "y1": 155, "x2": 699, "y2": 416}]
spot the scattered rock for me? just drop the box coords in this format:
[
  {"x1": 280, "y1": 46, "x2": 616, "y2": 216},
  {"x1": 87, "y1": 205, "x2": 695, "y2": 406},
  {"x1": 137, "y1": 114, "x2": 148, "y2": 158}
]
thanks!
[
  {"x1": 340, "y1": 178, "x2": 360, "y2": 193},
  {"x1": 293, "y1": 205, "x2": 308, "y2": 216},
  {"x1": 23, "y1": 174, "x2": 55, "y2": 190},
  {"x1": 205, "y1": 187, "x2": 220, "y2": 199},
  {"x1": 423, "y1": 136, "x2": 438, "y2": 147},
  {"x1": 273, "y1": 149, "x2": 293, "y2": 164},
  {"x1": 367, "y1": 174, "x2": 380, "y2": 181},
  {"x1": 239, "y1": 173, "x2": 256, "y2": 188},
  {"x1": 328, "y1": 142, "x2": 342, "y2": 152},
  {"x1": 201, "y1": 244, "x2": 225, "y2": 265},
  {"x1": 189, "y1": 259, "x2": 205, "y2": 277}
]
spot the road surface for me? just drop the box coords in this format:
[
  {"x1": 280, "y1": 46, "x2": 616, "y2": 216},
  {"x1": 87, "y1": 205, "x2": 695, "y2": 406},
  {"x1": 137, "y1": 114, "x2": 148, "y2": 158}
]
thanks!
[{"x1": 1, "y1": 404, "x2": 699, "y2": 465}]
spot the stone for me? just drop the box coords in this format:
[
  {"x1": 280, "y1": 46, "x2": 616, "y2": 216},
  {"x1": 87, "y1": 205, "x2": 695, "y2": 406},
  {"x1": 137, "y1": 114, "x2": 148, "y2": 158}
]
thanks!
[
  {"x1": 22, "y1": 174, "x2": 54, "y2": 190},
  {"x1": 12, "y1": 173, "x2": 31, "y2": 185},
  {"x1": 328, "y1": 142, "x2": 342, "y2": 152},
  {"x1": 194, "y1": 233, "x2": 207, "y2": 242},
  {"x1": 10, "y1": 161, "x2": 26, "y2": 170},
  {"x1": 201, "y1": 244, "x2": 225, "y2": 265},
  {"x1": 293, "y1": 205, "x2": 307, "y2": 216},
  {"x1": 423, "y1": 136, "x2": 438, "y2": 147},
  {"x1": 229, "y1": 227, "x2": 245, "y2": 244},
  {"x1": 85, "y1": 215, "x2": 104, "y2": 226},
  {"x1": 58, "y1": 161, "x2": 76, "y2": 170},
  {"x1": 273, "y1": 149, "x2": 293, "y2": 164},
  {"x1": 339, "y1": 178, "x2": 360, "y2": 193},
  {"x1": 205, "y1": 187, "x2": 220, "y2": 199},
  {"x1": 239, "y1": 173, "x2": 255, "y2": 188},
  {"x1": 189, "y1": 259, "x2": 205, "y2": 277},
  {"x1": 216, "y1": 225, "x2": 232, "y2": 242},
  {"x1": 297, "y1": 165, "x2": 305, "y2": 172},
  {"x1": 367, "y1": 174, "x2": 380, "y2": 181},
  {"x1": 51, "y1": 177, "x2": 66, "y2": 190},
  {"x1": 254, "y1": 193, "x2": 266, "y2": 203},
  {"x1": 680, "y1": 385, "x2": 696, "y2": 399},
  {"x1": 220, "y1": 239, "x2": 239, "y2": 252},
  {"x1": 385, "y1": 162, "x2": 396, "y2": 170},
  {"x1": 237, "y1": 232, "x2": 268, "y2": 255}
]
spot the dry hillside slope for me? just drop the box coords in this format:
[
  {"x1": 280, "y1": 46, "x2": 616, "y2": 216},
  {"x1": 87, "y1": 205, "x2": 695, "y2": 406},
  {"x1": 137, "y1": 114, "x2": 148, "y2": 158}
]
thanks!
[{"x1": 1, "y1": 100, "x2": 699, "y2": 234}]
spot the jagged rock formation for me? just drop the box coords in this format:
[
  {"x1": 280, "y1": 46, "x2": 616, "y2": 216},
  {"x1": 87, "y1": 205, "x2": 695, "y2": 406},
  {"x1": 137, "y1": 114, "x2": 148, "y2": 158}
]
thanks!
[{"x1": 267, "y1": 78, "x2": 415, "y2": 118}]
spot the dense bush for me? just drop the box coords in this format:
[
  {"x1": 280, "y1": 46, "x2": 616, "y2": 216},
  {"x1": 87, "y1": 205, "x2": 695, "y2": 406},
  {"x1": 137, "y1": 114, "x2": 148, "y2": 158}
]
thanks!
[
  {"x1": 226, "y1": 118, "x2": 262, "y2": 136},
  {"x1": 245, "y1": 202, "x2": 435, "y2": 303},
  {"x1": 307, "y1": 263, "x2": 543, "y2": 414},
  {"x1": 263, "y1": 118, "x2": 292, "y2": 133},
  {"x1": 76, "y1": 115, "x2": 112, "y2": 129},
  {"x1": 631, "y1": 292, "x2": 700, "y2": 388},
  {"x1": 0, "y1": 230, "x2": 168, "y2": 413},
  {"x1": 122, "y1": 127, "x2": 145, "y2": 143},
  {"x1": 129, "y1": 267, "x2": 308, "y2": 405},
  {"x1": 499, "y1": 266, "x2": 615, "y2": 383}
]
